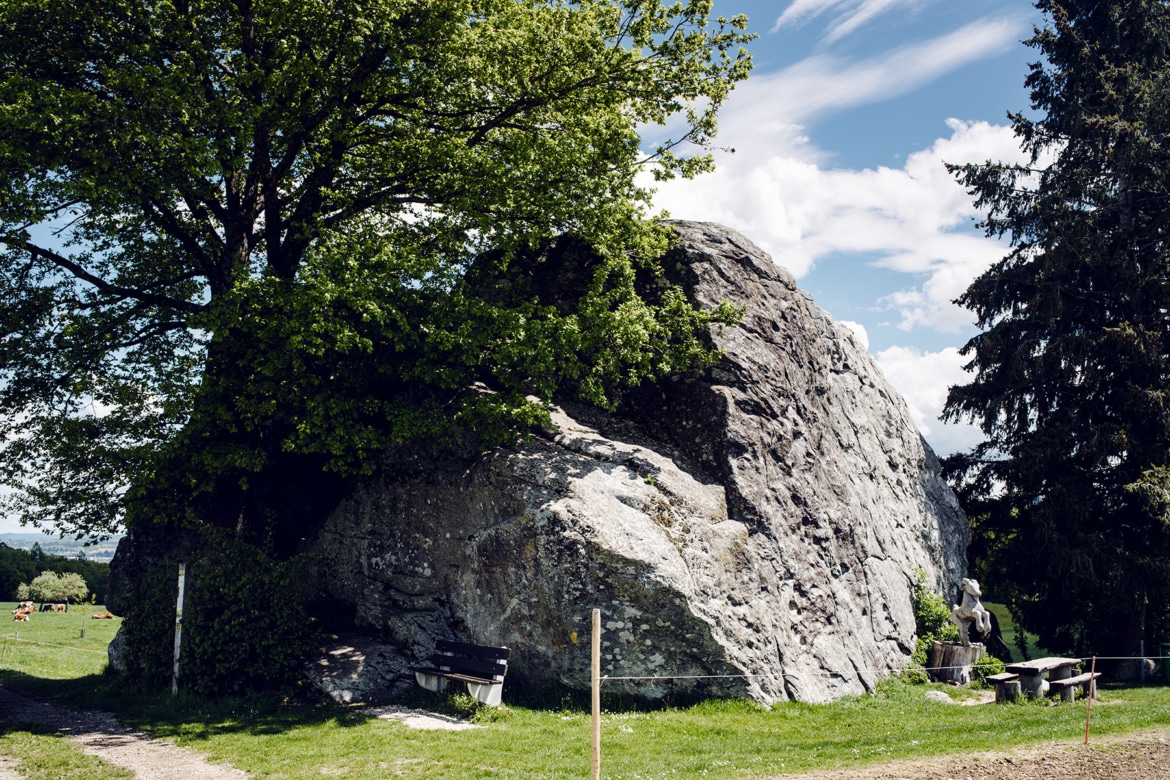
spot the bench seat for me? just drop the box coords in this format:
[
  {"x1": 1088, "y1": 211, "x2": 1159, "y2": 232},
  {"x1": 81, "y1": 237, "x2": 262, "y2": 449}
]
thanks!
[
  {"x1": 412, "y1": 639, "x2": 510, "y2": 706},
  {"x1": 987, "y1": 672, "x2": 1021, "y2": 703},
  {"x1": 1047, "y1": 671, "x2": 1100, "y2": 702}
]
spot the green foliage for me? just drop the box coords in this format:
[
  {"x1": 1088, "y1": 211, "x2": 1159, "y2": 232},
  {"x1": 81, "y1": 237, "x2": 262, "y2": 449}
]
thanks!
[
  {"x1": 0, "y1": 0, "x2": 756, "y2": 695},
  {"x1": 970, "y1": 654, "x2": 1007, "y2": 689},
  {"x1": 0, "y1": 0, "x2": 755, "y2": 545},
  {"x1": 180, "y1": 533, "x2": 315, "y2": 696},
  {"x1": 0, "y1": 542, "x2": 110, "y2": 601},
  {"x1": 118, "y1": 563, "x2": 181, "y2": 690},
  {"x1": 23, "y1": 570, "x2": 88, "y2": 604},
  {"x1": 117, "y1": 530, "x2": 314, "y2": 696},
  {"x1": 0, "y1": 543, "x2": 36, "y2": 600},
  {"x1": 944, "y1": 0, "x2": 1170, "y2": 659},
  {"x1": 905, "y1": 571, "x2": 960, "y2": 684},
  {"x1": 911, "y1": 570, "x2": 959, "y2": 643}
]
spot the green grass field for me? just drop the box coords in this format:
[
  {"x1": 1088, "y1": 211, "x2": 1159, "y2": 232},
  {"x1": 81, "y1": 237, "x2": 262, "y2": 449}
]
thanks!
[
  {"x1": 1, "y1": 601, "x2": 1169, "y2": 779},
  {"x1": 984, "y1": 602, "x2": 1050, "y2": 662},
  {"x1": 0, "y1": 602, "x2": 120, "y2": 682}
]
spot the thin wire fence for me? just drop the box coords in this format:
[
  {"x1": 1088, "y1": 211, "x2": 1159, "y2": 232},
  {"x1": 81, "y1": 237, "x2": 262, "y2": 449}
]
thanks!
[
  {"x1": 600, "y1": 656, "x2": 1170, "y2": 683},
  {"x1": 0, "y1": 634, "x2": 108, "y2": 656}
]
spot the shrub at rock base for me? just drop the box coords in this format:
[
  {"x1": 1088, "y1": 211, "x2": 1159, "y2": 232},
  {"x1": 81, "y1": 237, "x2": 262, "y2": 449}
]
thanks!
[
  {"x1": 117, "y1": 530, "x2": 314, "y2": 696},
  {"x1": 906, "y1": 571, "x2": 961, "y2": 684}
]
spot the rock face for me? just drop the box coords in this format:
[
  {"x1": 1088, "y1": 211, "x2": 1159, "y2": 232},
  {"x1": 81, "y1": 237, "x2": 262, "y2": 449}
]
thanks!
[{"x1": 303, "y1": 221, "x2": 968, "y2": 704}]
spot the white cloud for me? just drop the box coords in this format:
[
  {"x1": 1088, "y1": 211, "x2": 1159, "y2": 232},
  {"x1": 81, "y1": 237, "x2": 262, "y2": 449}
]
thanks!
[
  {"x1": 874, "y1": 345, "x2": 983, "y2": 455},
  {"x1": 639, "y1": 16, "x2": 1024, "y2": 161},
  {"x1": 775, "y1": 0, "x2": 931, "y2": 43},
  {"x1": 653, "y1": 118, "x2": 1027, "y2": 333},
  {"x1": 732, "y1": 18, "x2": 1021, "y2": 139},
  {"x1": 839, "y1": 320, "x2": 870, "y2": 350}
]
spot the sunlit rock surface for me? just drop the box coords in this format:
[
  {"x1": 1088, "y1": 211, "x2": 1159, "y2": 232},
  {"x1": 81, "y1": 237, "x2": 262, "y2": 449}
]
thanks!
[{"x1": 304, "y1": 222, "x2": 968, "y2": 704}]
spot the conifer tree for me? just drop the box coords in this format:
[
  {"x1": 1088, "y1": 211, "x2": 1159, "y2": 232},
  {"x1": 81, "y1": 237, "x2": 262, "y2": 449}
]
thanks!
[{"x1": 946, "y1": 0, "x2": 1170, "y2": 659}]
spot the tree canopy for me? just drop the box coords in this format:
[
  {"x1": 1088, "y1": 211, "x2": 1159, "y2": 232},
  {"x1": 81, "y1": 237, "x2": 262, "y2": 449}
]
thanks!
[
  {"x1": 0, "y1": 0, "x2": 752, "y2": 547},
  {"x1": 21, "y1": 569, "x2": 89, "y2": 603},
  {"x1": 945, "y1": 0, "x2": 1170, "y2": 658}
]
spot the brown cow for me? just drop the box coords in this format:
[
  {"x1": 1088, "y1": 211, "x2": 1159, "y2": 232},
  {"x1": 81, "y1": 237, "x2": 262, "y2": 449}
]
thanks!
[{"x1": 90, "y1": 611, "x2": 115, "y2": 619}]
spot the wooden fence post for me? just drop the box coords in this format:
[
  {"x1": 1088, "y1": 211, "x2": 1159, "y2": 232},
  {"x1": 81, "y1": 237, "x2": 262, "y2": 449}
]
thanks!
[
  {"x1": 171, "y1": 562, "x2": 186, "y2": 695},
  {"x1": 591, "y1": 608, "x2": 601, "y2": 780}
]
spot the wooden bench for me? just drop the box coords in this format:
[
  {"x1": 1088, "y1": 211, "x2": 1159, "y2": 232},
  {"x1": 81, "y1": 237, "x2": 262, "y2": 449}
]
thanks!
[
  {"x1": 986, "y1": 672, "x2": 1020, "y2": 703},
  {"x1": 412, "y1": 639, "x2": 510, "y2": 706},
  {"x1": 1047, "y1": 671, "x2": 1101, "y2": 702}
]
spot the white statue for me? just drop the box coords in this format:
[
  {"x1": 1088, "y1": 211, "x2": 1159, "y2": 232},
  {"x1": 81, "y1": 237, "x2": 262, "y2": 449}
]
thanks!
[{"x1": 951, "y1": 578, "x2": 991, "y2": 647}]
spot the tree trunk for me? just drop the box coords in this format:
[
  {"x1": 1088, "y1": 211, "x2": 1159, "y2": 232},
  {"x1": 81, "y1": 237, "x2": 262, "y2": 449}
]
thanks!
[{"x1": 928, "y1": 641, "x2": 984, "y2": 685}]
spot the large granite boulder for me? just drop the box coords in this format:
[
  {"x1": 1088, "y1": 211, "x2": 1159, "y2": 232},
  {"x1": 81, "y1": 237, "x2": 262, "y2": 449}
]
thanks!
[{"x1": 303, "y1": 221, "x2": 967, "y2": 704}]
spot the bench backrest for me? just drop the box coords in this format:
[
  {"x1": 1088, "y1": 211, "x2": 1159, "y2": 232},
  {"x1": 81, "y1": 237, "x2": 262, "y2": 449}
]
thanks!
[{"x1": 432, "y1": 640, "x2": 510, "y2": 681}]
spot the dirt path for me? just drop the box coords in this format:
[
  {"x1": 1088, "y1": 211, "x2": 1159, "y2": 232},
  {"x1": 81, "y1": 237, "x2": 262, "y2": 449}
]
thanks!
[
  {"x1": 0, "y1": 685, "x2": 249, "y2": 779},
  {"x1": 763, "y1": 729, "x2": 1170, "y2": 780}
]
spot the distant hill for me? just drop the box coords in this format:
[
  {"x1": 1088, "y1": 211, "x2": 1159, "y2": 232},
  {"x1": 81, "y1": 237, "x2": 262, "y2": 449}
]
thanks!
[{"x1": 0, "y1": 533, "x2": 122, "y2": 561}]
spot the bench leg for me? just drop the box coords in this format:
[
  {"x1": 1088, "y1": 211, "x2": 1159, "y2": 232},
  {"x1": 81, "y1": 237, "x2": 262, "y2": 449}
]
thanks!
[
  {"x1": 995, "y1": 680, "x2": 1021, "y2": 703},
  {"x1": 415, "y1": 671, "x2": 448, "y2": 693},
  {"x1": 466, "y1": 681, "x2": 503, "y2": 706},
  {"x1": 1059, "y1": 685, "x2": 1076, "y2": 703}
]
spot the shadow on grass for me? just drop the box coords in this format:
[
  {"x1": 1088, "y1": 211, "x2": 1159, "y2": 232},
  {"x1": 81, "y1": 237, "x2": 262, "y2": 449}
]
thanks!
[
  {"x1": 0, "y1": 663, "x2": 732, "y2": 746},
  {"x1": 0, "y1": 668, "x2": 371, "y2": 741}
]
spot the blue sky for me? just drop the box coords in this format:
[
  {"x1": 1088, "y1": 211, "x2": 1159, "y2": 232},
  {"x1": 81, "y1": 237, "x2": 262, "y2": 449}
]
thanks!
[{"x1": 649, "y1": 0, "x2": 1044, "y2": 456}]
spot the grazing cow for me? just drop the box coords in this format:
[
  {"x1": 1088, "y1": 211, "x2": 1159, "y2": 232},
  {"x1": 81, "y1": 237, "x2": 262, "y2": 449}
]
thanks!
[{"x1": 52, "y1": 603, "x2": 66, "y2": 612}]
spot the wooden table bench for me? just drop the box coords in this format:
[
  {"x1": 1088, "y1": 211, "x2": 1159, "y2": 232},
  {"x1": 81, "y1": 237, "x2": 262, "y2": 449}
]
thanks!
[
  {"x1": 412, "y1": 639, "x2": 510, "y2": 706},
  {"x1": 1003, "y1": 657, "x2": 1091, "y2": 700},
  {"x1": 986, "y1": 672, "x2": 1020, "y2": 702},
  {"x1": 1047, "y1": 671, "x2": 1101, "y2": 702}
]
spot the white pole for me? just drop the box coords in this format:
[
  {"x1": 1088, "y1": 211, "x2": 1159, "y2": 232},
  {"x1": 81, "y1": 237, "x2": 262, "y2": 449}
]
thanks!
[
  {"x1": 172, "y1": 562, "x2": 186, "y2": 695},
  {"x1": 591, "y1": 608, "x2": 601, "y2": 780}
]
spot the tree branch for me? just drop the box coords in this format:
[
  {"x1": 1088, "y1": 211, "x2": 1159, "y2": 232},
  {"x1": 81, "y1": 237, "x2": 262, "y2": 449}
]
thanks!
[{"x1": 11, "y1": 240, "x2": 206, "y2": 314}]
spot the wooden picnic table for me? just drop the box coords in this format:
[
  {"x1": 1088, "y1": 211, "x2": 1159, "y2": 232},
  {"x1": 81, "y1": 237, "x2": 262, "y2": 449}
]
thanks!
[{"x1": 1003, "y1": 657, "x2": 1082, "y2": 698}]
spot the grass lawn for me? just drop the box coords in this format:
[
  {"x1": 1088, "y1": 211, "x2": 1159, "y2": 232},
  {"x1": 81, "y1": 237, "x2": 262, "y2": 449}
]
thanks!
[
  {"x1": 0, "y1": 603, "x2": 120, "y2": 681},
  {"x1": 2, "y1": 602, "x2": 1170, "y2": 779},
  {"x1": 983, "y1": 601, "x2": 1050, "y2": 662}
]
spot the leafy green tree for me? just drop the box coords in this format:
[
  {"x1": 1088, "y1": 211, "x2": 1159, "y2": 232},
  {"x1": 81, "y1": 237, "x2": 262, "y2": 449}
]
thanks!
[
  {"x1": 25, "y1": 570, "x2": 89, "y2": 603},
  {"x1": 945, "y1": 0, "x2": 1170, "y2": 660},
  {"x1": 0, "y1": 0, "x2": 752, "y2": 552},
  {"x1": 0, "y1": 543, "x2": 37, "y2": 600}
]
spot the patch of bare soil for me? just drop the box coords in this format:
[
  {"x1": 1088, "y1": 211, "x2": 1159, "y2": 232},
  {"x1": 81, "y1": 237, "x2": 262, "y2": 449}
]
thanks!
[
  {"x1": 0, "y1": 684, "x2": 249, "y2": 779},
  {"x1": 365, "y1": 704, "x2": 479, "y2": 731},
  {"x1": 762, "y1": 729, "x2": 1170, "y2": 780}
]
